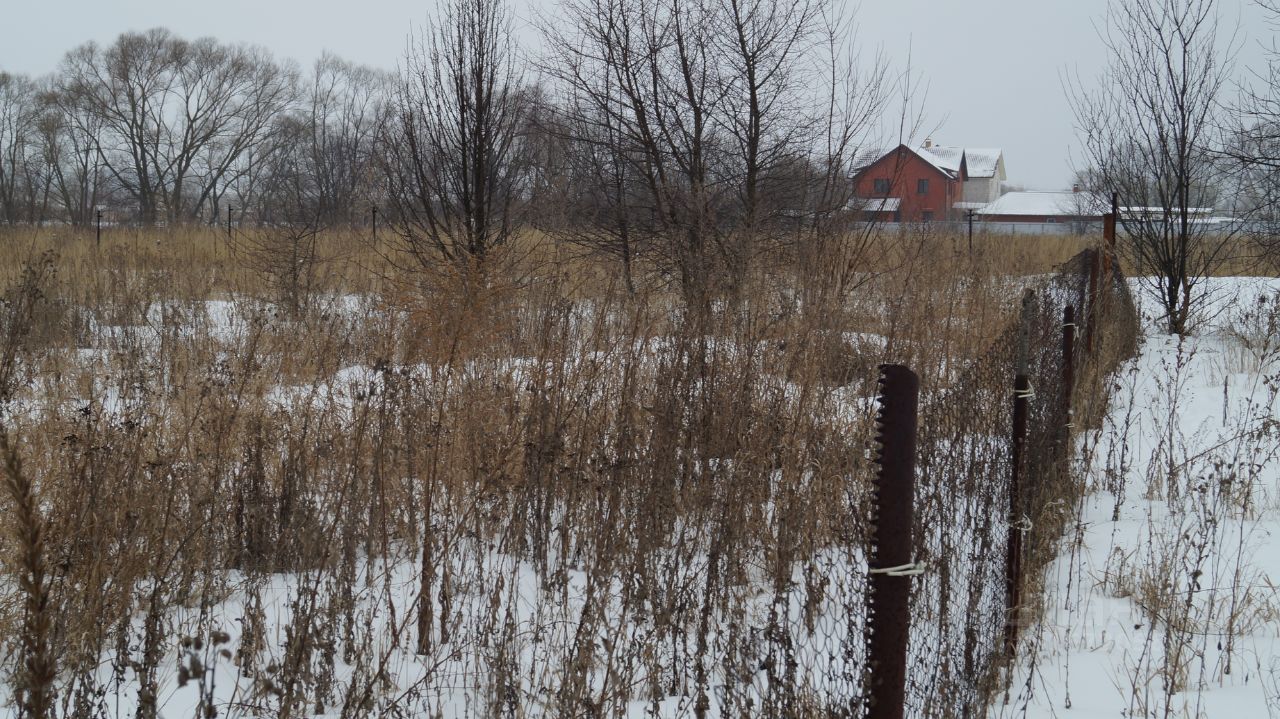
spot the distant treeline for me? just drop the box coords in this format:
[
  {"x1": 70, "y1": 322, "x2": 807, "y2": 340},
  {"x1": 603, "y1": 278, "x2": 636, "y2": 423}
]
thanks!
[
  {"x1": 0, "y1": 27, "x2": 391, "y2": 228},
  {"x1": 0, "y1": 0, "x2": 894, "y2": 240}
]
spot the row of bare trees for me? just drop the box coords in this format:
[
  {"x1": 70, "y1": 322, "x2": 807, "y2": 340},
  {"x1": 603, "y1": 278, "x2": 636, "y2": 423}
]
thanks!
[
  {"x1": 2, "y1": 0, "x2": 901, "y2": 301},
  {"x1": 377, "y1": 0, "x2": 896, "y2": 301},
  {"x1": 0, "y1": 30, "x2": 390, "y2": 227}
]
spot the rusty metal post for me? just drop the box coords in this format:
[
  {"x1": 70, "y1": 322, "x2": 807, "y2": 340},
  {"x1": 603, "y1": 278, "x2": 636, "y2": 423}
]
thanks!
[
  {"x1": 1005, "y1": 292, "x2": 1034, "y2": 656},
  {"x1": 1085, "y1": 249, "x2": 1100, "y2": 354},
  {"x1": 1062, "y1": 305, "x2": 1076, "y2": 433},
  {"x1": 1102, "y1": 192, "x2": 1119, "y2": 278},
  {"x1": 864, "y1": 364, "x2": 919, "y2": 719}
]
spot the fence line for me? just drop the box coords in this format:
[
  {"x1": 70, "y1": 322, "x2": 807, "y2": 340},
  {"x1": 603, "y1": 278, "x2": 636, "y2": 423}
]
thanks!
[{"x1": 886, "y1": 246, "x2": 1138, "y2": 716}]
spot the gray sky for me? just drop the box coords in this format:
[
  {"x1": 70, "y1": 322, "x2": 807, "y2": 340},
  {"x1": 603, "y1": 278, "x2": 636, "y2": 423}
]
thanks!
[{"x1": 0, "y1": 0, "x2": 1269, "y2": 189}]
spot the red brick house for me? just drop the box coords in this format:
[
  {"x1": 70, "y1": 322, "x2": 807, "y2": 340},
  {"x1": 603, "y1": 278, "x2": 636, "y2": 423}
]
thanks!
[{"x1": 851, "y1": 144, "x2": 964, "y2": 222}]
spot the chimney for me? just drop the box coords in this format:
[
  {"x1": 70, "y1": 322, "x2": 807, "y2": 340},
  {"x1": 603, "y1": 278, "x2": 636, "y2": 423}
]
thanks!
[
  {"x1": 923, "y1": 137, "x2": 933, "y2": 149},
  {"x1": 1072, "y1": 183, "x2": 1080, "y2": 193}
]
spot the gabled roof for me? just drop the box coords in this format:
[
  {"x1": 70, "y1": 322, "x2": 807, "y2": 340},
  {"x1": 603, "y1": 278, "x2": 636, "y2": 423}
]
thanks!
[
  {"x1": 959, "y1": 148, "x2": 1003, "y2": 179},
  {"x1": 922, "y1": 145, "x2": 1004, "y2": 179},
  {"x1": 852, "y1": 144, "x2": 959, "y2": 180},
  {"x1": 920, "y1": 146, "x2": 963, "y2": 175}
]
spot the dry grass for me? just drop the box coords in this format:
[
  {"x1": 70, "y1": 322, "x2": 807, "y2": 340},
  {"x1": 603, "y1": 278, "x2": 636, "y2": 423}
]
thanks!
[{"x1": 0, "y1": 223, "x2": 1132, "y2": 717}]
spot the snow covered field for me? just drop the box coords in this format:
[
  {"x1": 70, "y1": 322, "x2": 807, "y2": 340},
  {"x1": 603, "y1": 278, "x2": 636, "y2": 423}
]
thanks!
[
  {"x1": 6, "y1": 248, "x2": 1274, "y2": 718},
  {"x1": 996, "y1": 277, "x2": 1280, "y2": 718}
]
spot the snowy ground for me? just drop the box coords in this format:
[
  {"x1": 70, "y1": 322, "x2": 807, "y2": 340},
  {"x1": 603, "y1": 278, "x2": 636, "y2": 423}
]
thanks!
[
  {"x1": 994, "y1": 277, "x2": 1280, "y2": 718},
  {"x1": 12, "y1": 275, "x2": 1280, "y2": 717}
]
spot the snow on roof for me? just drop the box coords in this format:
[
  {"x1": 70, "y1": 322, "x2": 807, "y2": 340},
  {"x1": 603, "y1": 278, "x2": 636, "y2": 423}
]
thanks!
[
  {"x1": 1121, "y1": 205, "x2": 1214, "y2": 216},
  {"x1": 920, "y1": 146, "x2": 963, "y2": 174},
  {"x1": 912, "y1": 148, "x2": 959, "y2": 179},
  {"x1": 977, "y1": 191, "x2": 1103, "y2": 217},
  {"x1": 852, "y1": 145, "x2": 959, "y2": 179},
  {"x1": 919, "y1": 145, "x2": 1004, "y2": 179},
  {"x1": 961, "y1": 148, "x2": 1003, "y2": 179},
  {"x1": 852, "y1": 197, "x2": 901, "y2": 212},
  {"x1": 851, "y1": 146, "x2": 891, "y2": 172}
]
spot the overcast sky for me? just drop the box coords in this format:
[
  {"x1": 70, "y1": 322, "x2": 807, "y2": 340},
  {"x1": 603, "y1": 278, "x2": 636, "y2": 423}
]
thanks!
[{"x1": 0, "y1": 0, "x2": 1269, "y2": 189}]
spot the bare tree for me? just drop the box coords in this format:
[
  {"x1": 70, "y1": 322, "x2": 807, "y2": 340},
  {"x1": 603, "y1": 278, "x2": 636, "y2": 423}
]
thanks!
[
  {"x1": 382, "y1": 0, "x2": 528, "y2": 283},
  {"x1": 1069, "y1": 0, "x2": 1236, "y2": 335},
  {"x1": 1220, "y1": 1, "x2": 1280, "y2": 258},
  {"x1": 789, "y1": 9, "x2": 893, "y2": 304},
  {"x1": 243, "y1": 56, "x2": 390, "y2": 227},
  {"x1": 527, "y1": 82, "x2": 648, "y2": 293},
  {"x1": 38, "y1": 85, "x2": 113, "y2": 227},
  {"x1": 539, "y1": 0, "x2": 893, "y2": 308},
  {"x1": 538, "y1": 0, "x2": 728, "y2": 306},
  {"x1": 234, "y1": 153, "x2": 328, "y2": 319},
  {"x1": 301, "y1": 54, "x2": 390, "y2": 225},
  {"x1": 0, "y1": 72, "x2": 49, "y2": 224},
  {"x1": 712, "y1": 0, "x2": 827, "y2": 289},
  {"x1": 1231, "y1": 1, "x2": 1280, "y2": 169},
  {"x1": 57, "y1": 29, "x2": 296, "y2": 225}
]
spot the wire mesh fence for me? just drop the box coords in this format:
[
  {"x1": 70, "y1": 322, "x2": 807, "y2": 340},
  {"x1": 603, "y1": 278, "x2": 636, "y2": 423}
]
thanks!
[{"x1": 901, "y1": 248, "x2": 1139, "y2": 716}]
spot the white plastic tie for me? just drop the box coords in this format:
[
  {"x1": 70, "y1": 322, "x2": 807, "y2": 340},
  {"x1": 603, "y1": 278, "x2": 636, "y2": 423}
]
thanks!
[
  {"x1": 869, "y1": 560, "x2": 927, "y2": 577},
  {"x1": 1014, "y1": 384, "x2": 1035, "y2": 399}
]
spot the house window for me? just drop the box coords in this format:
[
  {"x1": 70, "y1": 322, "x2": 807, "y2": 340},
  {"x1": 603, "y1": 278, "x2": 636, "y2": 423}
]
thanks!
[
  {"x1": 873, "y1": 178, "x2": 890, "y2": 195},
  {"x1": 922, "y1": 211, "x2": 934, "y2": 223},
  {"x1": 917, "y1": 178, "x2": 930, "y2": 195}
]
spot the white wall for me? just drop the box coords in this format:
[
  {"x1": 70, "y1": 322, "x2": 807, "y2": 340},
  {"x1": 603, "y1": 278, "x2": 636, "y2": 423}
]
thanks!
[{"x1": 962, "y1": 177, "x2": 1001, "y2": 204}]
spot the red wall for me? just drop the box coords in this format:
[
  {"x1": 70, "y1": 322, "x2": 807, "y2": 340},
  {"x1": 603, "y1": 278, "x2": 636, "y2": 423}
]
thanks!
[{"x1": 853, "y1": 146, "x2": 961, "y2": 222}]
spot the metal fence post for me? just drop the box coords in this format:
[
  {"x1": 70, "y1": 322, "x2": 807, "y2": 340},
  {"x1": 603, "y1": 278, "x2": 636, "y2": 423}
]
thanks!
[
  {"x1": 1085, "y1": 250, "x2": 1100, "y2": 355},
  {"x1": 1006, "y1": 291, "x2": 1034, "y2": 656},
  {"x1": 1062, "y1": 305, "x2": 1076, "y2": 437},
  {"x1": 864, "y1": 364, "x2": 919, "y2": 719}
]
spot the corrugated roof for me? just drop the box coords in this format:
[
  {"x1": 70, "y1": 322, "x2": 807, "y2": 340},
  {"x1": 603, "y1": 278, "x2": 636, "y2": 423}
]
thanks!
[
  {"x1": 851, "y1": 146, "x2": 891, "y2": 172},
  {"x1": 920, "y1": 146, "x2": 963, "y2": 174},
  {"x1": 853, "y1": 197, "x2": 901, "y2": 212},
  {"x1": 920, "y1": 145, "x2": 1004, "y2": 179},
  {"x1": 961, "y1": 148, "x2": 1003, "y2": 179}
]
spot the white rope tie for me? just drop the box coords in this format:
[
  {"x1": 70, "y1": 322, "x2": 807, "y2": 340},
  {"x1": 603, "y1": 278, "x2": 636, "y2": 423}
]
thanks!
[
  {"x1": 1012, "y1": 515, "x2": 1033, "y2": 533},
  {"x1": 1014, "y1": 385, "x2": 1035, "y2": 399},
  {"x1": 869, "y1": 560, "x2": 927, "y2": 577}
]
